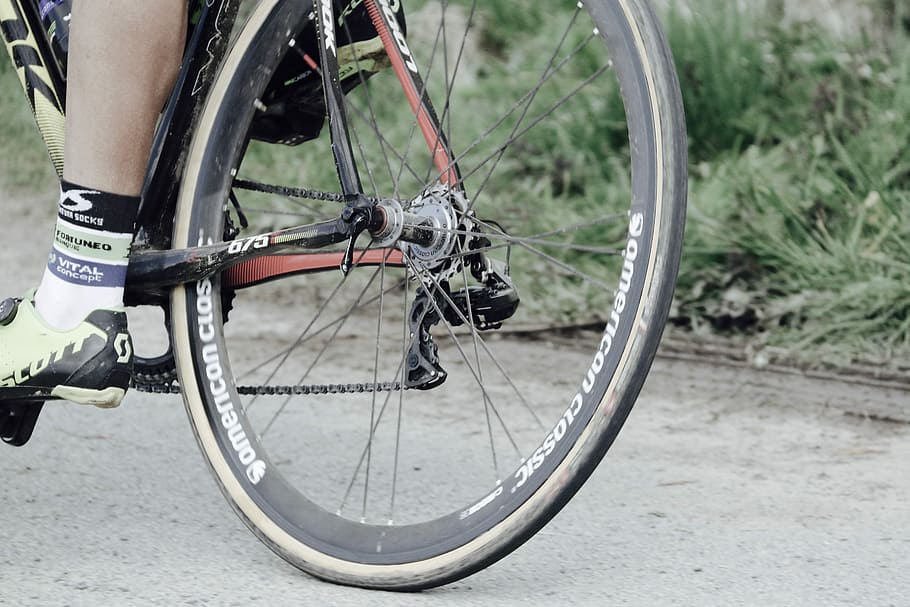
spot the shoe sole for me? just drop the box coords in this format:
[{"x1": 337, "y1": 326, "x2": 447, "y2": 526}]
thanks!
[{"x1": 51, "y1": 386, "x2": 126, "y2": 409}]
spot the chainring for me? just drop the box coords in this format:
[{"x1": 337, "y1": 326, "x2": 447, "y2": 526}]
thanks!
[{"x1": 132, "y1": 288, "x2": 236, "y2": 389}]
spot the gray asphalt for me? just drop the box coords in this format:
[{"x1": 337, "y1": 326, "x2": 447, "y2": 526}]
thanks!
[{"x1": 2, "y1": 357, "x2": 907, "y2": 607}]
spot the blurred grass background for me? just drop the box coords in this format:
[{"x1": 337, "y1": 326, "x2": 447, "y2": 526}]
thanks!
[
  {"x1": 665, "y1": 0, "x2": 910, "y2": 369},
  {"x1": 1, "y1": 0, "x2": 907, "y2": 371}
]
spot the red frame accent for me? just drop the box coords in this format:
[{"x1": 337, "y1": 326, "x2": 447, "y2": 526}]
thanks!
[
  {"x1": 223, "y1": 248, "x2": 404, "y2": 288},
  {"x1": 364, "y1": 0, "x2": 457, "y2": 186}
]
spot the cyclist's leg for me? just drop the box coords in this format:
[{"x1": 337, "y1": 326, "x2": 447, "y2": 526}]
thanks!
[
  {"x1": 35, "y1": 0, "x2": 188, "y2": 328},
  {"x1": 63, "y1": 0, "x2": 187, "y2": 195},
  {"x1": 0, "y1": 1, "x2": 186, "y2": 412}
]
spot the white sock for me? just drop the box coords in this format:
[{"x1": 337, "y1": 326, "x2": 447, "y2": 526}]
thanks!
[
  {"x1": 35, "y1": 272, "x2": 126, "y2": 331},
  {"x1": 34, "y1": 181, "x2": 138, "y2": 331}
]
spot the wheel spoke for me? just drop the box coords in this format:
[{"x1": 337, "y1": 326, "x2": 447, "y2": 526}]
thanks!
[
  {"x1": 362, "y1": 255, "x2": 389, "y2": 518},
  {"x1": 465, "y1": 5, "x2": 586, "y2": 209}
]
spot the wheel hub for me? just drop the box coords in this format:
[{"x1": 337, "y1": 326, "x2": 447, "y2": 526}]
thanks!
[{"x1": 402, "y1": 184, "x2": 469, "y2": 276}]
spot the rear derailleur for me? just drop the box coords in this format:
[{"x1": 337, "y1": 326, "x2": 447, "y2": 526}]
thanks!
[{"x1": 406, "y1": 244, "x2": 520, "y2": 390}]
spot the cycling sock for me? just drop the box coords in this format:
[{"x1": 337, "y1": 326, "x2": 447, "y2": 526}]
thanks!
[{"x1": 34, "y1": 180, "x2": 139, "y2": 331}]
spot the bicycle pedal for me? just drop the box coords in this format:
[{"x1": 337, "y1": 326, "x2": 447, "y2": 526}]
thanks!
[{"x1": 0, "y1": 401, "x2": 45, "y2": 447}]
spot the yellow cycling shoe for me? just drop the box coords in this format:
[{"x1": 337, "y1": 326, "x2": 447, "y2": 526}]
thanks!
[{"x1": 0, "y1": 296, "x2": 132, "y2": 409}]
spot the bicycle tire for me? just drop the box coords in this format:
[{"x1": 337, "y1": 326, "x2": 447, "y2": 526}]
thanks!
[{"x1": 171, "y1": 0, "x2": 686, "y2": 590}]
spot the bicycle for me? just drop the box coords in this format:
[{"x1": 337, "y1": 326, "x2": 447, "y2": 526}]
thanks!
[{"x1": 0, "y1": 0, "x2": 687, "y2": 590}]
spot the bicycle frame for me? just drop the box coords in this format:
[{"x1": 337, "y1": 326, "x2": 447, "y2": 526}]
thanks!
[{"x1": 0, "y1": 0, "x2": 450, "y2": 307}]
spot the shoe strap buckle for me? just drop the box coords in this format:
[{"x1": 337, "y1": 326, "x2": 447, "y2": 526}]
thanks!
[{"x1": 0, "y1": 298, "x2": 20, "y2": 326}]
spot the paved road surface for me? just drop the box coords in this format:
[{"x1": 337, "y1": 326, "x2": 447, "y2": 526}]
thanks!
[{"x1": 2, "y1": 355, "x2": 907, "y2": 607}]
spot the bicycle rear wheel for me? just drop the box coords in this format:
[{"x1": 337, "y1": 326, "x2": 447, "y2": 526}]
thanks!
[{"x1": 171, "y1": 0, "x2": 686, "y2": 589}]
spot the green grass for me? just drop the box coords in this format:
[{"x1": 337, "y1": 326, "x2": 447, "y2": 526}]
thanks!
[{"x1": 668, "y1": 0, "x2": 910, "y2": 366}]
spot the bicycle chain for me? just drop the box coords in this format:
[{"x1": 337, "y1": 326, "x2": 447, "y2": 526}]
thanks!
[
  {"x1": 132, "y1": 379, "x2": 406, "y2": 396},
  {"x1": 233, "y1": 179, "x2": 384, "y2": 204}
]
